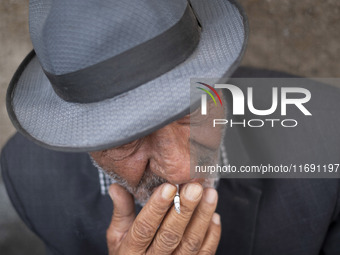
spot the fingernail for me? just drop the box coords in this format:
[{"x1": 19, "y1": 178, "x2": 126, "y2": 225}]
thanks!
[
  {"x1": 204, "y1": 188, "x2": 217, "y2": 204},
  {"x1": 162, "y1": 183, "x2": 177, "y2": 199},
  {"x1": 184, "y1": 183, "x2": 202, "y2": 201},
  {"x1": 212, "y1": 213, "x2": 220, "y2": 225}
]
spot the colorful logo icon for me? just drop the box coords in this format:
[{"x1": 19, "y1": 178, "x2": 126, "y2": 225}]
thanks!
[{"x1": 196, "y1": 82, "x2": 223, "y2": 115}]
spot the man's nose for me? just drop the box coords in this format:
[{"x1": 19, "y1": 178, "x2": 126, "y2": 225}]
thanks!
[{"x1": 146, "y1": 123, "x2": 191, "y2": 184}]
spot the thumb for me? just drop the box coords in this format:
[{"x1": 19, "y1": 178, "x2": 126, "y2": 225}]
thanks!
[{"x1": 107, "y1": 183, "x2": 135, "y2": 244}]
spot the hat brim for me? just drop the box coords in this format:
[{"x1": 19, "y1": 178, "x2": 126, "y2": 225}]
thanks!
[{"x1": 7, "y1": 0, "x2": 248, "y2": 152}]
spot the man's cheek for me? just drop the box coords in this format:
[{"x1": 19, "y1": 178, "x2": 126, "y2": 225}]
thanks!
[
  {"x1": 112, "y1": 160, "x2": 147, "y2": 186},
  {"x1": 150, "y1": 154, "x2": 191, "y2": 184},
  {"x1": 190, "y1": 126, "x2": 223, "y2": 151}
]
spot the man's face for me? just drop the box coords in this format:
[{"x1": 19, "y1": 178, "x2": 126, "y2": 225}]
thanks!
[{"x1": 90, "y1": 94, "x2": 226, "y2": 205}]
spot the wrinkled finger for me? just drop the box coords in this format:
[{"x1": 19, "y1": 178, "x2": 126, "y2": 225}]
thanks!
[
  {"x1": 174, "y1": 188, "x2": 218, "y2": 255},
  {"x1": 198, "y1": 213, "x2": 221, "y2": 255},
  {"x1": 120, "y1": 183, "x2": 177, "y2": 254},
  {"x1": 147, "y1": 183, "x2": 203, "y2": 255}
]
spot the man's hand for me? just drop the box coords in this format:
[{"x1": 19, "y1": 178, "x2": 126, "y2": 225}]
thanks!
[{"x1": 107, "y1": 182, "x2": 221, "y2": 255}]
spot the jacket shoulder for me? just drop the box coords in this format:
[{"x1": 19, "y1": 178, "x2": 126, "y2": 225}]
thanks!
[
  {"x1": 1, "y1": 133, "x2": 109, "y2": 254},
  {"x1": 1, "y1": 132, "x2": 94, "y2": 183}
]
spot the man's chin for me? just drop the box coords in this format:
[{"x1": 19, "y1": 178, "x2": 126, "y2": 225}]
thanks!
[{"x1": 131, "y1": 188, "x2": 156, "y2": 207}]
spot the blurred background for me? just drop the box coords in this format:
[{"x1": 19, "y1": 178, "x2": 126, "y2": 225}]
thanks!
[{"x1": 0, "y1": 0, "x2": 339, "y2": 254}]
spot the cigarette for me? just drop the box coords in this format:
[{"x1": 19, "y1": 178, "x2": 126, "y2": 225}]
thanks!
[{"x1": 174, "y1": 184, "x2": 180, "y2": 214}]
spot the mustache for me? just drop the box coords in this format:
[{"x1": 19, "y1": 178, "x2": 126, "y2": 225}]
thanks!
[
  {"x1": 131, "y1": 167, "x2": 168, "y2": 194},
  {"x1": 105, "y1": 166, "x2": 167, "y2": 206}
]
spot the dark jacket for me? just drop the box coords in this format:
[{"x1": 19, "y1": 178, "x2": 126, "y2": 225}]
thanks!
[{"x1": 2, "y1": 68, "x2": 340, "y2": 254}]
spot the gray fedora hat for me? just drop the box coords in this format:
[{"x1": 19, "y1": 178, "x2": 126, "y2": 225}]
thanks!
[{"x1": 7, "y1": 0, "x2": 248, "y2": 152}]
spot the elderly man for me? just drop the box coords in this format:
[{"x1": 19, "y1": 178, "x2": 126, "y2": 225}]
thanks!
[{"x1": 2, "y1": 0, "x2": 340, "y2": 254}]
